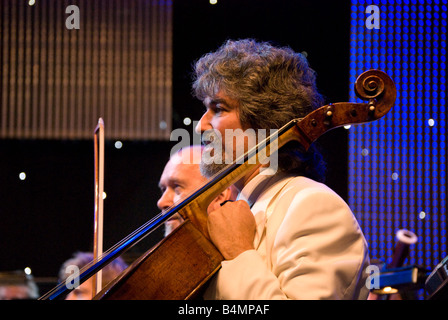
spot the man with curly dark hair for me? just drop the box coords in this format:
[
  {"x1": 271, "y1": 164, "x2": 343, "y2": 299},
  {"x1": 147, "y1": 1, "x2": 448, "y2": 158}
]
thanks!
[{"x1": 193, "y1": 39, "x2": 370, "y2": 299}]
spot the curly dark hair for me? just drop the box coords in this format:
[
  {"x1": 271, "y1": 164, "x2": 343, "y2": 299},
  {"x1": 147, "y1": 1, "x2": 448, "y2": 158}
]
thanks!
[{"x1": 192, "y1": 39, "x2": 327, "y2": 182}]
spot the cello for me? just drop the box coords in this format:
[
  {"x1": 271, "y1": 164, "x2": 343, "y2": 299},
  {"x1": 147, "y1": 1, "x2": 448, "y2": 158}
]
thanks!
[{"x1": 39, "y1": 69, "x2": 396, "y2": 300}]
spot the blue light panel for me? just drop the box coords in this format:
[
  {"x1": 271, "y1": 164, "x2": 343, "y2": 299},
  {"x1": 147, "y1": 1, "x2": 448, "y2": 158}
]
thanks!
[{"x1": 348, "y1": 0, "x2": 446, "y2": 298}]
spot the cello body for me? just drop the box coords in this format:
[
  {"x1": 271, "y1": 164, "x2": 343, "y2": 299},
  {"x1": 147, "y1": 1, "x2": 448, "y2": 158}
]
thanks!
[{"x1": 94, "y1": 220, "x2": 222, "y2": 300}]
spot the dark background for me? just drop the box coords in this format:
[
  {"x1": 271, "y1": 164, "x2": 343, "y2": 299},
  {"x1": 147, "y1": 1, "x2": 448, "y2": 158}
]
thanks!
[{"x1": 0, "y1": 0, "x2": 351, "y2": 292}]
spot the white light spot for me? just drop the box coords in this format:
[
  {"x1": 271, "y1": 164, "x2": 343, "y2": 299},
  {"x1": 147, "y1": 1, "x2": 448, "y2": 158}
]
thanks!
[
  {"x1": 183, "y1": 117, "x2": 192, "y2": 126},
  {"x1": 428, "y1": 119, "x2": 435, "y2": 127},
  {"x1": 114, "y1": 141, "x2": 123, "y2": 149},
  {"x1": 19, "y1": 172, "x2": 26, "y2": 180},
  {"x1": 419, "y1": 211, "x2": 426, "y2": 220},
  {"x1": 391, "y1": 172, "x2": 399, "y2": 180}
]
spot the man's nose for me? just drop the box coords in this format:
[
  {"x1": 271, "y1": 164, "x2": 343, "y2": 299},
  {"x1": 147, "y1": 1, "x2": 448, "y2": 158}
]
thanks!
[
  {"x1": 195, "y1": 110, "x2": 212, "y2": 134},
  {"x1": 157, "y1": 189, "x2": 173, "y2": 211}
]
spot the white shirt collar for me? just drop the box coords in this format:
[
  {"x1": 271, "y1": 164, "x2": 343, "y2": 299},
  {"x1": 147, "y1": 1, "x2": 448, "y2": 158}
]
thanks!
[{"x1": 236, "y1": 167, "x2": 278, "y2": 208}]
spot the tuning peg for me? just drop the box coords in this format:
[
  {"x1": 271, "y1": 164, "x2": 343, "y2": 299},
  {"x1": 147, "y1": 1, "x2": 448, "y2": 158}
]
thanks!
[
  {"x1": 368, "y1": 101, "x2": 376, "y2": 119},
  {"x1": 324, "y1": 104, "x2": 334, "y2": 126}
]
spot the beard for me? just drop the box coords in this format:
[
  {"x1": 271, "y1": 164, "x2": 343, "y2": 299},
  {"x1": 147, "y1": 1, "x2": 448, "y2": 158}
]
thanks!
[
  {"x1": 199, "y1": 128, "x2": 236, "y2": 178},
  {"x1": 199, "y1": 128, "x2": 258, "y2": 178},
  {"x1": 200, "y1": 160, "x2": 227, "y2": 179},
  {"x1": 199, "y1": 127, "x2": 279, "y2": 179}
]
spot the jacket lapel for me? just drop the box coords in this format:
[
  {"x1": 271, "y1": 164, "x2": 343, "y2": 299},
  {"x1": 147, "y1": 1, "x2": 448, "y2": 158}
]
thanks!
[{"x1": 250, "y1": 174, "x2": 295, "y2": 249}]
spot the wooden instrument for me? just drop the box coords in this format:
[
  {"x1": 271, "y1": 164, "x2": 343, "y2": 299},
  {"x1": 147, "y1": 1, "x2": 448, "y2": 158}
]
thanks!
[{"x1": 39, "y1": 69, "x2": 396, "y2": 300}]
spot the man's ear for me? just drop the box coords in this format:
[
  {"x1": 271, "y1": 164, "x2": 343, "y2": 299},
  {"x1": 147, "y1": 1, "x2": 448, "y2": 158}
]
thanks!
[
  {"x1": 214, "y1": 187, "x2": 233, "y2": 203},
  {"x1": 207, "y1": 186, "x2": 238, "y2": 214},
  {"x1": 207, "y1": 187, "x2": 235, "y2": 213}
]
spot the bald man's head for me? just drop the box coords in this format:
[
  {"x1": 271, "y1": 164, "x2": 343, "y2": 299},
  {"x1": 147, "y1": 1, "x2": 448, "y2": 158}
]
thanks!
[
  {"x1": 157, "y1": 145, "x2": 208, "y2": 211},
  {"x1": 157, "y1": 145, "x2": 238, "y2": 236}
]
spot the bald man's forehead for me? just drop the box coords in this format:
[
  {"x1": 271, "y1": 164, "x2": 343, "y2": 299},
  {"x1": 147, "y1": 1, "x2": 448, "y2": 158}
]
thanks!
[
  {"x1": 170, "y1": 146, "x2": 203, "y2": 165},
  {"x1": 159, "y1": 157, "x2": 207, "y2": 188}
]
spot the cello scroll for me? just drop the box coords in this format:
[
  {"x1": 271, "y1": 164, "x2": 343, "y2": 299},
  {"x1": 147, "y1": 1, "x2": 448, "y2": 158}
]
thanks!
[{"x1": 289, "y1": 69, "x2": 397, "y2": 151}]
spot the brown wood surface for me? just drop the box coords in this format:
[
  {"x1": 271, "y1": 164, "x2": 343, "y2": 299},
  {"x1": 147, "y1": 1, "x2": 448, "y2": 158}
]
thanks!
[{"x1": 94, "y1": 220, "x2": 223, "y2": 300}]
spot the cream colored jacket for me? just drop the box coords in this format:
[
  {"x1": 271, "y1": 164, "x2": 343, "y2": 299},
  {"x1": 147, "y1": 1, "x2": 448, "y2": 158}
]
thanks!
[{"x1": 204, "y1": 169, "x2": 370, "y2": 300}]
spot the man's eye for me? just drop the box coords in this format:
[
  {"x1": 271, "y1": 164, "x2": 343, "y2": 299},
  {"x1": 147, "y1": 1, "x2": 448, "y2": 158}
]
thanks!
[
  {"x1": 211, "y1": 103, "x2": 226, "y2": 114},
  {"x1": 173, "y1": 184, "x2": 183, "y2": 194},
  {"x1": 215, "y1": 104, "x2": 225, "y2": 112}
]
